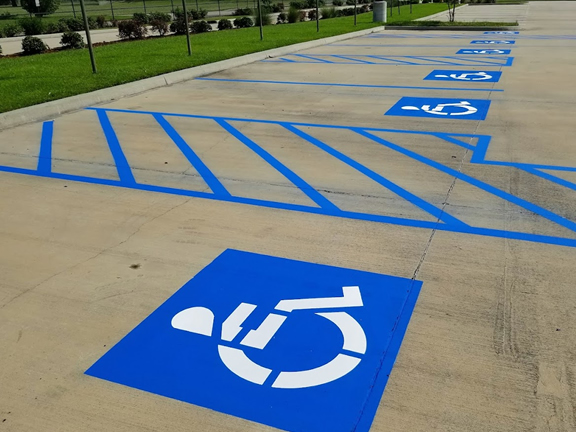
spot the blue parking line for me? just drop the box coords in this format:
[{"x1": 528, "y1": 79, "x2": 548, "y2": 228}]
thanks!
[
  {"x1": 282, "y1": 124, "x2": 467, "y2": 226},
  {"x1": 37, "y1": 120, "x2": 54, "y2": 174},
  {"x1": 196, "y1": 77, "x2": 503, "y2": 92},
  {"x1": 95, "y1": 109, "x2": 136, "y2": 185},
  {"x1": 2, "y1": 163, "x2": 576, "y2": 249},
  {"x1": 355, "y1": 129, "x2": 576, "y2": 234},
  {"x1": 215, "y1": 119, "x2": 340, "y2": 211},
  {"x1": 154, "y1": 114, "x2": 230, "y2": 197}
]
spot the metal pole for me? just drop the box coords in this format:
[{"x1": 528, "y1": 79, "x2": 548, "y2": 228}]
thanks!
[
  {"x1": 397, "y1": 0, "x2": 400, "y2": 15},
  {"x1": 70, "y1": 0, "x2": 76, "y2": 18},
  {"x1": 182, "y1": 0, "x2": 192, "y2": 55},
  {"x1": 195, "y1": 0, "x2": 198, "y2": 11},
  {"x1": 217, "y1": 0, "x2": 221, "y2": 15},
  {"x1": 170, "y1": 0, "x2": 174, "y2": 14},
  {"x1": 143, "y1": 0, "x2": 147, "y2": 14},
  {"x1": 354, "y1": 0, "x2": 357, "y2": 25},
  {"x1": 315, "y1": 0, "x2": 319, "y2": 32},
  {"x1": 389, "y1": 1, "x2": 392, "y2": 16},
  {"x1": 410, "y1": 0, "x2": 412, "y2": 13},
  {"x1": 256, "y1": 0, "x2": 263, "y2": 40},
  {"x1": 78, "y1": 0, "x2": 97, "y2": 73},
  {"x1": 109, "y1": 0, "x2": 115, "y2": 21}
]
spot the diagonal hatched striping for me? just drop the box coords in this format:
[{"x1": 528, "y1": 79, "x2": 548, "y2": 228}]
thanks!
[{"x1": 0, "y1": 107, "x2": 575, "y2": 248}]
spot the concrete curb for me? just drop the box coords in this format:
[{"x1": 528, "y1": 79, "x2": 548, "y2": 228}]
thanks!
[{"x1": 0, "y1": 25, "x2": 384, "y2": 131}]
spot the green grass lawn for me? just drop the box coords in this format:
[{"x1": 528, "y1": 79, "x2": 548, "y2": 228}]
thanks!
[{"x1": 0, "y1": 4, "x2": 447, "y2": 113}]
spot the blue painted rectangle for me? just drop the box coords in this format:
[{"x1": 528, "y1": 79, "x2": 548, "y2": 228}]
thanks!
[
  {"x1": 424, "y1": 69, "x2": 502, "y2": 83},
  {"x1": 483, "y1": 31, "x2": 519, "y2": 35},
  {"x1": 86, "y1": 249, "x2": 421, "y2": 432},
  {"x1": 385, "y1": 97, "x2": 491, "y2": 121},
  {"x1": 456, "y1": 48, "x2": 511, "y2": 54},
  {"x1": 471, "y1": 40, "x2": 515, "y2": 45}
]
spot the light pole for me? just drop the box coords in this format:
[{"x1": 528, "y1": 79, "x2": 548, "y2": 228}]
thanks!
[
  {"x1": 78, "y1": 0, "x2": 97, "y2": 73},
  {"x1": 257, "y1": 0, "x2": 263, "y2": 40},
  {"x1": 182, "y1": 0, "x2": 192, "y2": 55}
]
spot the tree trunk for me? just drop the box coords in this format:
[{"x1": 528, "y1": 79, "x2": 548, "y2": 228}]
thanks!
[{"x1": 11, "y1": 0, "x2": 21, "y2": 6}]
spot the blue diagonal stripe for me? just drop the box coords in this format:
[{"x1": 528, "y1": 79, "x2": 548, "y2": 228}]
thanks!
[{"x1": 96, "y1": 109, "x2": 136, "y2": 185}]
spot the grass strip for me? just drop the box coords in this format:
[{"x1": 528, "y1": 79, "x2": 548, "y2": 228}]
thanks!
[{"x1": 0, "y1": 4, "x2": 446, "y2": 113}]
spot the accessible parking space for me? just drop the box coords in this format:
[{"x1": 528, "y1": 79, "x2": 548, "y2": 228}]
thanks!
[{"x1": 1, "y1": 2, "x2": 576, "y2": 432}]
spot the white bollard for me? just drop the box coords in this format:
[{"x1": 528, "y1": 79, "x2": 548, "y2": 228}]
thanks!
[{"x1": 373, "y1": 1, "x2": 387, "y2": 23}]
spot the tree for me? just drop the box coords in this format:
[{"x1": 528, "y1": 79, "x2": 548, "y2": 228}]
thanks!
[
  {"x1": 21, "y1": 0, "x2": 61, "y2": 17},
  {"x1": 446, "y1": 0, "x2": 458, "y2": 22}
]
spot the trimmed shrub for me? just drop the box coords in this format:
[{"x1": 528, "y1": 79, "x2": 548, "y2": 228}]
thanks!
[
  {"x1": 87, "y1": 16, "x2": 98, "y2": 29},
  {"x1": 336, "y1": 6, "x2": 355, "y2": 15},
  {"x1": 21, "y1": 0, "x2": 61, "y2": 17},
  {"x1": 217, "y1": 18, "x2": 233, "y2": 30},
  {"x1": 287, "y1": 6, "x2": 300, "y2": 22},
  {"x1": 0, "y1": 45, "x2": 2, "y2": 55},
  {"x1": 190, "y1": 8, "x2": 207, "y2": 19},
  {"x1": 277, "y1": 12, "x2": 287, "y2": 23},
  {"x1": 345, "y1": 0, "x2": 355, "y2": 5},
  {"x1": 307, "y1": 9, "x2": 317, "y2": 20},
  {"x1": 60, "y1": 17, "x2": 83, "y2": 31},
  {"x1": 60, "y1": 30, "x2": 84, "y2": 49},
  {"x1": 19, "y1": 17, "x2": 45, "y2": 35},
  {"x1": 255, "y1": 12, "x2": 272, "y2": 26},
  {"x1": 233, "y1": 7, "x2": 252, "y2": 15},
  {"x1": 149, "y1": 12, "x2": 170, "y2": 35},
  {"x1": 2, "y1": 22, "x2": 22, "y2": 37},
  {"x1": 169, "y1": 17, "x2": 188, "y2": 34},
  {"x1": 118, "y1": 19, "x2": 147, "y2": 39},
  {"x1": 21, "y1": 35, "x2": 47, "y2": 54},
  {"x1": 289, "y1": 0, "x2": 304, "y2": 8},
  {"x1": 233, "y1": 16, "x2": 253, "y2": 28},
  {"x1": 332, "y1": 0, "x2": 343, "y2": 5},
  {"x1": 132, "y1": 12, "x2": 149, "y2": 24},
  {"x1": 45, "y1": 20, "x2": 68, "y2": 33},
  {"x1": 190, "y1": 20, "x2": 211, "y2": 33},
  {"x1": 96, "y1": 15, "x2": 106, "y2": 28}
]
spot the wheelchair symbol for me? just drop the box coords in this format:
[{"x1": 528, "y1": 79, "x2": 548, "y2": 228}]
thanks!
[
  {"x1": 401, "y1": 101, "x2": 478, "y2": 116},
  {"x1": 434, "y1": 72, "x2": 492, "y2": 81},
  {"x1": 463, "y1": 49, "x2": 506, "y2": 54},
  {"x1": 171, "y1": 286, "x2": 366, "y2": 389},
  {"x1": 474, "y1": 40, "x2": 512, "y2": 44}
]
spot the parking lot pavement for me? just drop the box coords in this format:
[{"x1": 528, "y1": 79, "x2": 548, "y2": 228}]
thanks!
[{"x1": 1, "y1": 2, "x2": 576, "y2": 431}]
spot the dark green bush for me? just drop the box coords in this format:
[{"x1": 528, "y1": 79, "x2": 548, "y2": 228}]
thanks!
[
  {"x1": 190, "y1": 8, "x2": 207, "y2": 19},
  {"x1": 60, "y1": 17, "x2": 83, "y2": 31},
  {"x1": 60, "y1": 30, "x2": 84, "y2": 49},
  {"x1": 44, "y1": 21, "x2": 68, "y2": 33},
  {"x1": 19, "y1": 17, "x2": 45, "y2": 35},
  {"x1": 2, "y1": 22, "x2": 22, "y2": 37},
  {"x1": 21, "y1": 35, "x2": 47, "y2": 54},
  {"x1": 345, "y1": 0, "x2": 355, "y2": 4},
  {"x1": 118, "y1": 19, "x2": 147, "y2": 39},
  {"x1": 132, "y1": 12, "x2": 149, "y2": 24},
  {"x1": 21, "y1": 0, "x2": 61, "y2": 17},
  {"x1": 190, "y1": 20, "x2": 211, "y2": 33},
  {"x1": 96, "y1": 15, "x2": 106, "y2": 28},
  {"x1": 332, "y1": 0, "x2": 343, "y2": 5},
  {"x1": 87, "y1": 16, "x2": 98, "y2": 29},
  {"x1": 217, "y1": 18, "x2": 233, "y2": 30},
  {"x1": 336, "y1": 7, "x2": 355, "y2": 16},
  {"x1": 0, "y1": 45, "x2": 2, "y2": 55},
  {"x1": 289, "y1": 0, "x2": 303, "y2": 8},
  {"x1": 0, "y1": 11, "x2": 15, "y2": 20},
  {"x1": 233, "y1": 16, "x2": 253, "y2": 28},
  {"x1": 169, "y1": 17, "x2": 188, "y2": 34},
  {"x1": 233, "y1": 7, "x2": 252, "y2": 15},
  {"x1": 149, "y1": 12, "x2": 170, "y2": 35},
  {"x1": 277, "y1": 12, "x2": 287, "y2": 23},
  {"x1": 287, "y1": 6, "x2": 301, "y2": 22},
  {"x1": 307, "y1": 9, "x2": 317, "y2": 20}
]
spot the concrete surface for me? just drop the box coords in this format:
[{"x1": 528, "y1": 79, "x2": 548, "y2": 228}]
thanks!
[
  {"x1": 1, "y1": 1, "x2": 576, "y2": 432},
  {"x1": 418, "y1": 2, "x2": 529, "y2": 23}
]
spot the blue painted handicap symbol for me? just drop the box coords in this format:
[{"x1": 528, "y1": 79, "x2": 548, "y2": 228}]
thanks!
[
  {"x1": 85, "y1": 249, "x2": 421, "y2": 432},
  {"x1": 386, "y1": 97, "x2": 491, "y2": 121},
  {"x1": 424, "y1": 69, "x2": 502, "y2": 83},
  {"x1": 484, "y1": 31, "x2": 519, "y2": 34},
  {"x1": 471, "y1": 40, "x2": 515, "y2": 44},
  {"x1": 457, "y1": 48, "x2": 511, "y2": 54}
]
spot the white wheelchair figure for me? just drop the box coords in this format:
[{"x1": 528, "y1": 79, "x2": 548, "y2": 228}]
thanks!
[
  {"x1": 466, "y1": 49, "x2": 506, "y2": 54},
  {"x1": 434, "y1": 72, "x2": 492, "y2": 81},
  {"x1": 171, "y1": 286, "x2": 366, "y2": 389},
  {"x1": 401, "y1": 101, "x2": 478, "y2": 117},
  {"x1": 476, "y1": 40, "x2": 512, "y2": 44}
]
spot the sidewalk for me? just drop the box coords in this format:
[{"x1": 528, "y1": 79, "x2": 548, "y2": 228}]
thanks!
[{"x1": 417, "y1": 3, "x2": 529, "y2": 23}]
